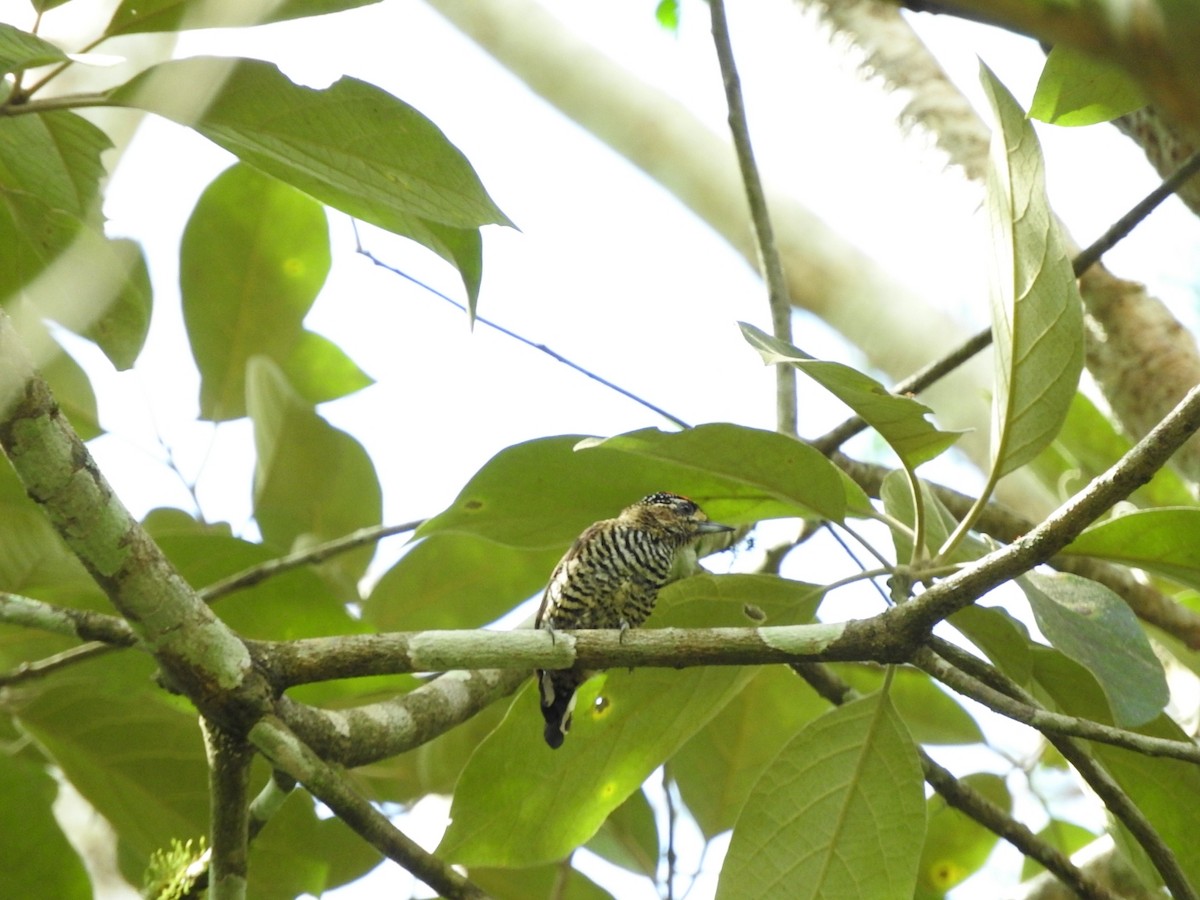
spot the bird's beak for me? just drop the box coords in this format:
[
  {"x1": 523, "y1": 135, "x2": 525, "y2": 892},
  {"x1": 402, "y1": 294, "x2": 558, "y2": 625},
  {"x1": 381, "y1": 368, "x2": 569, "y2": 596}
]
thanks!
[{"x1": 696, "y1": 521, "x2": 736, "y2": 534}]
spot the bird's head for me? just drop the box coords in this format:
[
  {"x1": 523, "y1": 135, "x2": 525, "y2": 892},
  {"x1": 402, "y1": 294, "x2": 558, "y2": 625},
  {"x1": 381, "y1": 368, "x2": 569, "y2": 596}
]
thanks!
[{"x1": 621, "y1": 491, "x2": 735, "y2": 543}]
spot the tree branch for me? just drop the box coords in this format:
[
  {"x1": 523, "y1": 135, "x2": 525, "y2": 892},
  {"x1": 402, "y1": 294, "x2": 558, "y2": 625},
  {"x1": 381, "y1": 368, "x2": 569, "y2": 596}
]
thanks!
[
  {"x1": 709, "y1": 0, "x2": 796, "y2": 435},
  {"x1": 248, "y1": 714, "x2": 486, "y2": 899}
]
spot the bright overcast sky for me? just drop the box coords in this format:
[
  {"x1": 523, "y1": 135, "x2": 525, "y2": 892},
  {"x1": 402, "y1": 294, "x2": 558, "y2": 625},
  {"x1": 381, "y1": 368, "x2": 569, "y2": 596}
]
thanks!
[{"x1": 13, "y1": 0, "x2": 1200, "y2": 896}]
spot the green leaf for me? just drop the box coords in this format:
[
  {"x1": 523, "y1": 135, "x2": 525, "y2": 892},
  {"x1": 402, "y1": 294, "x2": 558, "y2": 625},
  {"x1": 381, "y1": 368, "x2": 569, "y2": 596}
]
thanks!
[
  {"x1": 881, "y1": 470, "x2": 989, "y2": 566},
  {"x1": 1030, "y1": 45, "x2": 1145, "y2": 126},
  {"x1": 79, "y1": 237, "x2": 152, "y2": 370},
  {"x1": 1028, "y1": 392, "x2": 1194, "y2": 508},
  {"x1": 656, "y1": 572, "x2": 824, "y2": 627},
  {"x1": 740, "y1": 323, "x2": 963, "y2": 469},
  {"x1": 585, "y1": 788, "x2": 659, "y2": 877},
  {"x1": 1020, "y1": 820, "x2": 1096, "y2": 880},
  {"x1": 579, "y1": 425, "x2": 850, "y2": 522},
  {"x1": 0, "y1": 111, "x2": 110, "y2": 300},
  {"x1": 948, "y1": 604, "x2": 1034, "y2": 688},
  {"x1": 109, "y1": 57, "x2": 512, "y2": 310},
  {"x1": 834, "y1": 665, "x2": 983, "y2": 745},
  {"x1": 1063, "y1": 508, "x2": 1200, "y2": 592},
  {"x1": 0, "y1": 753, "x2": 90, "y2": 900},
  {"x1": 247, "y1": 793, "x2": 381, "y2": 900},
  {"x1": 0, "y1": 23, "x2": 68, "y2": 75},
  {"x1": 246, "y1": 357, "x2": 382, "y2": 591},
  {"x1": 104, "y1": 0, "x2": 381, "y2": 34},
  {"x1": 917, "y1": 773, "x2": 1010, "y2": 898},
  {"x1": 717, "y1": 691, "x2": 925, "y2": 900},
  {"x1": 1018, "y1": 571, "x2": 1167, "y2": 727},
  {"x1": 420, "y1": 426, "x2": 847, "y2": 551},
  {"x1": 1093, "y1": 714, "x2": 1200, "y2": 892},
  {"x1": 181, "y1": 163, "x2": 369, "y2": 419},
  {"x1": 440, "y1": 668, "x2": 754, "y2": 867},
  {"x1": 363, "y1": 534, "x2": 560, "y2": 631},
  {"x1": 980, "y1": 64, "x2": 1083, "y2": 480},
  {"x1": 673, "y1": 666, "x2": 830, "y2": 838},
  {"x1": 471, "y1": 863, "x2": 614, "y2": 900},
  {"x1": 13, "y1": 655, "x2": 210, "y2": 867}
]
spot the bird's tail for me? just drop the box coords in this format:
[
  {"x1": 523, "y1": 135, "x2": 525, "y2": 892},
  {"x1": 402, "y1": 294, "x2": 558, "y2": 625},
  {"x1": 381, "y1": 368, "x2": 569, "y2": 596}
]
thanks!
[{"x1": 538, "y1": 668, "x2": 583, "y2": 749}]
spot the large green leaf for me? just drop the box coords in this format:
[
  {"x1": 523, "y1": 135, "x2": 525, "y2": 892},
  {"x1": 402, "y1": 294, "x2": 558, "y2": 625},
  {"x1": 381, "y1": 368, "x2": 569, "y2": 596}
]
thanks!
[
  {"x1": 980, "y1": 64, "x2": 1083, "y2": 480},
  {"x1": 1030, "y1": 45, "x2": 1145, "y2": 126},
  {"x1": 1017, "y1": 571, "x2": 1167, "y2": 727},
  {"x1": 440, "y1": 668, "x2": 753, "y2": 867},
  {"x1": 673, "y1": 666, "x2": 830, "y2": 838},
  {"x1": 0, "y1": 752, "x2": 90, "y2": 900},
  {"x1": 740, "y1": 322, "x2": 962, "y2": 469},
  {"x1": 421, "y1": 425, "x2": 850, "y2": 551},
  {"x1": 1063, "y1": 508, "x2": 1200, "y2": 591},
  {"x1": 0, "y1": 23, "x2": 68, "y2": 74},
  {"x1": 717, "y1": 691, "x2": 925, "y2": 900},
  {"x1": 471, "y1": 863, "x2": 613, "y2": 900},
  {"x1": 109, "y1": 57, "x2": 511, "y2": 310},
  {"x1": 0, "y1": 111, "x2": 110, "y2": 300},
  {"x1": 917, "y1": 773, "x2": 1010, "y2": 899},
  {"x1": 104, "y1": 0, "x2": 381, "y2": 34},
  {"x1": 80, "y1": 237, "x2": 153, "y2": 370},
  {"x1": 363, "y1": 534, "x2": 561, "y2": 631},
  {"x1": 180, "y1": 163, "x2": 369, "y2": 420},
  {"x1": 246, "y1": 357, "x2": 382, "y2": 592}
]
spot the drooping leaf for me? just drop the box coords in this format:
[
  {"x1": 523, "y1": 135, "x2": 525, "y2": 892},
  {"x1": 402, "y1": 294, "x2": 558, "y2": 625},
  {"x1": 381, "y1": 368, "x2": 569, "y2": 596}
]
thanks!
[
  {"x1": 717, "y1": 691, "x2": 925, "y2": 900},
  {"x1": 246, "y1": 357, "x2": 381, "y2": 593},
  {"x1": 181, "y1": 163, "x2": 369, "y2": 420},
  {"x1": 0, "y1": 752, "x2": 90, "y2": 900},
  {"x1": 1017, "y1": 571, "x2": 1167, "y2": 727},
  {"x1": 0, "y1": 23, "x2": 68, "y2": 74},
  {"x1": 419, "y1": 426, "x2": 849, "y2": 551},
  {"x1": 740, "y1": 322, "x2": 962, "y2": 469},
  {"x1": 104, "y1": 0, "x2": 382, "y2": 34},
  {"x1": 1030, "y1": 45, "x2": 1145, "y2": 126},
  {"x1": 109, "y1": 57, "x2": 511, "y2": 311},
  {"x1": 980, "y1": 64, "x2": 1083, "y2": 480},
  {"x1": 917, "y1": 773, "x2": 1010, "y2": 899},
  {"x1": 440, "y1": 668, "x2": 754, "y2": 867},
  {"x1": 1063, "y1": 508, "x2": 1200, "y2": 592}
]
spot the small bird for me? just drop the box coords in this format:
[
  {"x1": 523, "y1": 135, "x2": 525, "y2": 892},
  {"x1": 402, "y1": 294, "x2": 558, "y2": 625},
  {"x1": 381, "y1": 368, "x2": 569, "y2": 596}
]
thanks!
[{"x1": 535, "y1": 491, "x2": 734, "y2": 748}]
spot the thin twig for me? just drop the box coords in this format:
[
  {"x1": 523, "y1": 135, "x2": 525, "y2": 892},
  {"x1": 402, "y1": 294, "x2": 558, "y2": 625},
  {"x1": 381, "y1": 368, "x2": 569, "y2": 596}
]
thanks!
[
  {"x1": 356, "y1": 242, "x2": 691, "y2": 430},
  {"x1": 663, "y1": 765, "x2": 678, "y2": 900},
  {"x1": 708, "y1": 0, "x2": 797, "y2": 436},
  {"x1": 916, "y1": 643, "x2": 1200, "y2": 763},
  {"x1": 199, "y1": 520, "x2": 423, "y2": 602}
]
